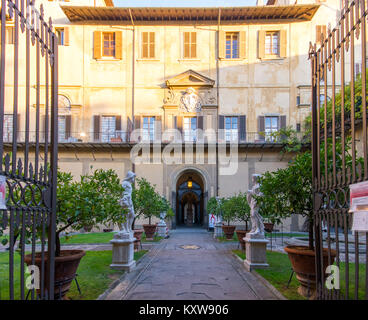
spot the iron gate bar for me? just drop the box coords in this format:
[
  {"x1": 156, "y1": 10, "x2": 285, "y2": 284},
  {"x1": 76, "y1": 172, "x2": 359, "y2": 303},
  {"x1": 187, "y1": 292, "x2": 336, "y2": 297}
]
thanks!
[
  {"x1": 311, "y1": 0, "x2": 368, "y2": 300},
  {"x1": 0, "y1": 0, "x2": 58, "y2": 300}
]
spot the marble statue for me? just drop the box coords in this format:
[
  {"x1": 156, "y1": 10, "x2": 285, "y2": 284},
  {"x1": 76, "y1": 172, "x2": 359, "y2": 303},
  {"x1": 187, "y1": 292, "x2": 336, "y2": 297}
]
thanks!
[
  {"x1": 119, "y1": 170, "x2": 136, "y2": 234},
  {"x1": 159, "y1": 210, "x2": 166, "y2": 224},
  {"x1": 247, "y1": 174, "x2": 265, "y2": 237}
]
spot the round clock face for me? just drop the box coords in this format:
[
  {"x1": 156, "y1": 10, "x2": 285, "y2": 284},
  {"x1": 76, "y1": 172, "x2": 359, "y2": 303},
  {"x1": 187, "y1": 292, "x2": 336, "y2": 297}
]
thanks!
[{"x1": 58, "y1": 95, "x2": 71, "y2": 114}]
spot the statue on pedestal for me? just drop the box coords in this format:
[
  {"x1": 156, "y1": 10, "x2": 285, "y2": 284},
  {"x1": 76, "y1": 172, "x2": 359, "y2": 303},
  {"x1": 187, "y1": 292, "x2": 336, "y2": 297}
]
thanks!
[
  {"x1": 119, "y1": 171, "x2": 136, "y2": 235},
  {"x1": 247, "y1": 174, "x2": 265, "y2": 237}
]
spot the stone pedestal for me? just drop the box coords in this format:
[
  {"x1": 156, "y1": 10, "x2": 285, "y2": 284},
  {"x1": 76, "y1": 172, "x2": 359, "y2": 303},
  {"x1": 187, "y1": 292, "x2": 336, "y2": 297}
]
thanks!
[
  {"x1": 214, "y1": 221, "x2": 223, "y2": 238},
  {"x1": 157, "y1": 221, "x2": 167, "y2": 238},
  {"x1": 244, "y1": 233, "x2": 269, "y2": 271},
  {"x1": 110, "y1": 232, "x2": 136, "y2": 272}
]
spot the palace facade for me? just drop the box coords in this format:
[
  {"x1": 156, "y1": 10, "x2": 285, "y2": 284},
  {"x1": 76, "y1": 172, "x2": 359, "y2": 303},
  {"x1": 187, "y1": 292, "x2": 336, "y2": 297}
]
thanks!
[{"x1": 2, "y1": 0, "x2": 344, "y2": 230}]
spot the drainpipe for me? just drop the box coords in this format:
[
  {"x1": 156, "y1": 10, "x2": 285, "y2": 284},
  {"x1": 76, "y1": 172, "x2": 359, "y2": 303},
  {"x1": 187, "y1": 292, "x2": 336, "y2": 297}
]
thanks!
[
  {"x1": 129, "y1": 8, "x2": 136, "y2": 173},
  {"x1": 216, "y1": 8, "x2": 221, "y2": 197}
]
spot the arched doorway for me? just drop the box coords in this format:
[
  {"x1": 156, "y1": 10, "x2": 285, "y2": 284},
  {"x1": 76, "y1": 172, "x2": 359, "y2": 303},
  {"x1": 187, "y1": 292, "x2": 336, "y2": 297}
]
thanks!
[{"x1": 176, "y1": 170, "x2": 204, "y2": 227}]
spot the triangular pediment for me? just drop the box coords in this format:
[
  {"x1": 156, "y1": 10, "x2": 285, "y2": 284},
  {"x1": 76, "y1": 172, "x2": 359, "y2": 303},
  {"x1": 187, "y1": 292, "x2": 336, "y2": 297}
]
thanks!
[{"x1": 166, "y1": 70, "x2": 215, "y2": 89}]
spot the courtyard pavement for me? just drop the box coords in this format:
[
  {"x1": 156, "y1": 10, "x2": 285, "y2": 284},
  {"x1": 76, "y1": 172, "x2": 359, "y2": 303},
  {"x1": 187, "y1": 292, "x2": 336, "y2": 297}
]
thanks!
[{"x1": 102, "y1": 228, "x2": 281, "y2": 300}]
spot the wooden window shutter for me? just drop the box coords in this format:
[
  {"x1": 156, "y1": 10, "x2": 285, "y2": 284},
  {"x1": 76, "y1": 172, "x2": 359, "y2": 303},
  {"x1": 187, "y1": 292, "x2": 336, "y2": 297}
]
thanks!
[
  {"x1": 258, "y1": 116, "x2": 265, "y2": 141},
  {"x1": 115, "y1": 115, "x2": 121, "y2": 131},
  {"x1": 280, "y1": 115, "x2": 287, "y2": 129},
  {"x1": 218, "y1": 30, "x2": 225, "y2": 59},
  {"x1": 197, "y1": 116, "x2": 204, "y2": 142},
  {"x1": 127, "y1": 117, "x2": 133, "y2": 142},
  {"x1": 115, "y1": 31, "x2": 123, "y2": 60},
  {"x1": 218, "y1": 115, "x2": 224, "y2": 141},
  {"x1": 93, "y1": 115, "x2": 100, "y2": 141},
  {"x1": 238, "y1": 115, "x2": 246, "y2": 142},
  {"x1": 175, "y1": 116, "x2": 183, "y2": 133},
  {"x1": 155, "y1": 116, "x2": 162, "y2": 142},
  {"x1": 239, "y1": 31, "x2": 246, "y2": 59},
  {"x1": 280, "y1": 30, "x2": 287, "y2": 58},
  {"x1": 258, "y1": 30, "x2": 265, "y2": 59},
  {"x1": 65, "y1": 115, "x2": 72, "y2": 139},
  {"x1": 150, "y1": 32, "x2": 155, "y2": 58},
  {"x1": 64, "y1": 27, "x2": 70, "y2": 46},
  {"x1": 134, "y1": 115, "x2": 141, "y2": 129},
  {"x1": 93, "y1": 31, "x2": 102, "y2": 59}
]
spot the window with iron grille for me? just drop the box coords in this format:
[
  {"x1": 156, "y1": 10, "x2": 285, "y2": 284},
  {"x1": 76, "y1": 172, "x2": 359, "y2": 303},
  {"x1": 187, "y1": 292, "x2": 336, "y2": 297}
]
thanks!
[
  {"x1": 103, "y1": 32, "x2": 115, "y2": 57},
  {"x1": 265, "y1": 116, "x2": 279, "y2": 141},
  {"x1": 142, "y1": 116, "x2": 155, "y2": 141},
  {"x1": 183, "y1": 117, "x2": 197, "y2": 142},
  {"x1": 142, "y1": 32, "x2": 155, "y2": 59},
  {"x1": 225, "y1": 32, "x2": 239, "y2": 59},
  {"x1": 265, "y1": 31, "x2": 280, "y2": 56},
  {"x1": 183, "y1": 32, "x2": 197, "y2": 59},
  {"x1": 3, "y1": 114, "x2": 13, "y2": 142},
  {"x1": 225, "y1": 116, "x2": 238, "y2": 142},
  {"x1": 101, "y1": 116, "x2": 116, "y2": 142}
]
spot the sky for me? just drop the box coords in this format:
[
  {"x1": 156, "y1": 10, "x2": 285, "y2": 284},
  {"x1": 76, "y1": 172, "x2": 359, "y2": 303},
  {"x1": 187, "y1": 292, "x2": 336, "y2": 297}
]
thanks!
[{"x1": 113, "y1": 0, "x2": 257, "y2": 7}]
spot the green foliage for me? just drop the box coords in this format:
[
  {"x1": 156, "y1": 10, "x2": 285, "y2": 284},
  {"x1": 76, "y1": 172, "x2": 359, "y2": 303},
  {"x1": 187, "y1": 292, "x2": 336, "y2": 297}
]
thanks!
[
  {"x1": 132, "y1": 178, "x2": 168, "y2": 225},
  {"x1": 55, "y1": 168, "x2": 125, "y2": 255},
  {"x1": 221, "y1": 193, "x2": 250, "y2": 227},
  {"x1": 207, "y1": 197, "x2": 222, "y2": 217},
  {"x1": 304, "y1": 68, "x2": 368, "y2": 132}
]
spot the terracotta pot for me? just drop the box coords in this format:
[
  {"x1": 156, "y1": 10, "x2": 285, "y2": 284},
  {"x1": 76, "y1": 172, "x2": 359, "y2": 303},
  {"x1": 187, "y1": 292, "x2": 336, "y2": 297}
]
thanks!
[
  {"x1": 222, "y1": 225, "x2": 236, "y2": 240},
  {"x1": 264, "y1": 223, "x2": 274, "y2": 233},
  {"x1": 133, "y1": 229, "x2": 144, "y2": 250},
  {"x1": 284, "y1": 245, "x2": 336, "y2": 299},
  {"x1": 25, "y1": 250, "x2": 85, "y2": 300},
  {"x1": 143, "y1": 224, "x2": 157, "y2": 240},
  {"x1": 236, "y1": 230, "x2": 249, "y2": 251}
]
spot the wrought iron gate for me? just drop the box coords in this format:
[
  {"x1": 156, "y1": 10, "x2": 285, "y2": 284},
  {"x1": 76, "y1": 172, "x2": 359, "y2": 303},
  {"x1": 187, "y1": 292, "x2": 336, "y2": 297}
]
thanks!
[
  {"x1": 0, "y1": 0, "x2": 58, "y2": 299},
  {"x1": 310, "y1": 0, "x2": 368, "y2": 300}
]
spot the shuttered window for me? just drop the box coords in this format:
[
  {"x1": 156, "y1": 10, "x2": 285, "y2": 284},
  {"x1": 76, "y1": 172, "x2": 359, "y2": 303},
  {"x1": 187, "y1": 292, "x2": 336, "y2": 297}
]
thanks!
[
  {"x1": 259, "y1": 30, "x2": 286, "y2": 59},
  {"x1": 264, "y1": 116, "x2": 279, "y2": 141},
  {"x1": 103, "y1": 32, "x2": 115, "y2": 57},
  {"x1": 183, "y1": 32, "x2": 197, "y2": 59},
  {"x1": 183, "y1": 117, "x2": 197, "y2": 142},
  {"x1": 225, "y1": 32, "x2": 239, "y2": 59},
  {"x1": 225, "y1": 116, "x2": 238, "y2": 142},
  {"x1": 142, "y1": 116, "x2": 155, "y2": 141},
  {"x1": 142, "y1": 32, "x2": 155, "y2": 59},
  {"x1": 265, "y1": 31, "x2": 279, "y2": 56},
  {"x1": 101, "y1": 116, "x2": 116, "y2": 142}
]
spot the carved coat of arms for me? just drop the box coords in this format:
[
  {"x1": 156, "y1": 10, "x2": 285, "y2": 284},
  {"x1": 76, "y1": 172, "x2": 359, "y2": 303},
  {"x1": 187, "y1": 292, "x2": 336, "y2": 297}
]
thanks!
[{"x1": 179, "y1": 87, "x2": 202, "y2": 113}]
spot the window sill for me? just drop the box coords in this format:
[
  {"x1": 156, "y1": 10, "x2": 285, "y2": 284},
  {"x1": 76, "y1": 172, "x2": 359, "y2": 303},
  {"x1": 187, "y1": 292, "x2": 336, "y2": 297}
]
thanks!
[
  {"x1": 136, "y1": 59, "x2": 160, "y2": 62},
  {"x1": 95, "y1": 57, "x2": 122, "y2": 62},
  {"x1": 219, "y1": 58, "x2": 245, "y2": 61},
  {"x1": 178, "y1": 59, "x2": 201, "y2": 62},
  {"x1": 260, "y1": 57, "x2": 285, "y2": 62}
]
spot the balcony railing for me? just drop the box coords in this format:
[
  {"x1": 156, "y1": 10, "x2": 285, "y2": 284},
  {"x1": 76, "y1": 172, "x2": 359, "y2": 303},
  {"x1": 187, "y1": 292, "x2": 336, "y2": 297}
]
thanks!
[{"x1": 3, "y1": 130, "x2": 309, "y2": 145}]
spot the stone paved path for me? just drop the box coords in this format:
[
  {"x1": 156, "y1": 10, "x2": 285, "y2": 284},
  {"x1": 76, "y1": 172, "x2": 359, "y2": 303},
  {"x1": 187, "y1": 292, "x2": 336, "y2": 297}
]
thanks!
[{"x1": 104, "y1": 228, "x2": 280, "y2": 300}]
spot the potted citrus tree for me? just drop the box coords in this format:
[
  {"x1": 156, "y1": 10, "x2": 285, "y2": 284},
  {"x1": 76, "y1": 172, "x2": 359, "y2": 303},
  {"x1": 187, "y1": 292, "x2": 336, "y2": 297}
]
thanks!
[
  {"x1": 221, "y1": 197, "x2": 237, "y2": 240},
  {"x1": 24, "y1": 168, "x2": 125, "y2": 299},
  {"x1": 259, "y1": 150, "x2": 337, "y2": 298},
  {"x1": 133, "y1": 178, "x2": 163, "y2": 240},
  {"x1": 232, "y1": 192, "x2": 251, "y2": 250}
]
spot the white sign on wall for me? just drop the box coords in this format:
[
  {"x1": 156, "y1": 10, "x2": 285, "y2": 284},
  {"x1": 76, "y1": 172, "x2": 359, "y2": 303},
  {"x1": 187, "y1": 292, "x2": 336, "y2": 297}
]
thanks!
[{"x1": 350, "y1": 181, "x2": 368, "y2": 232}]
